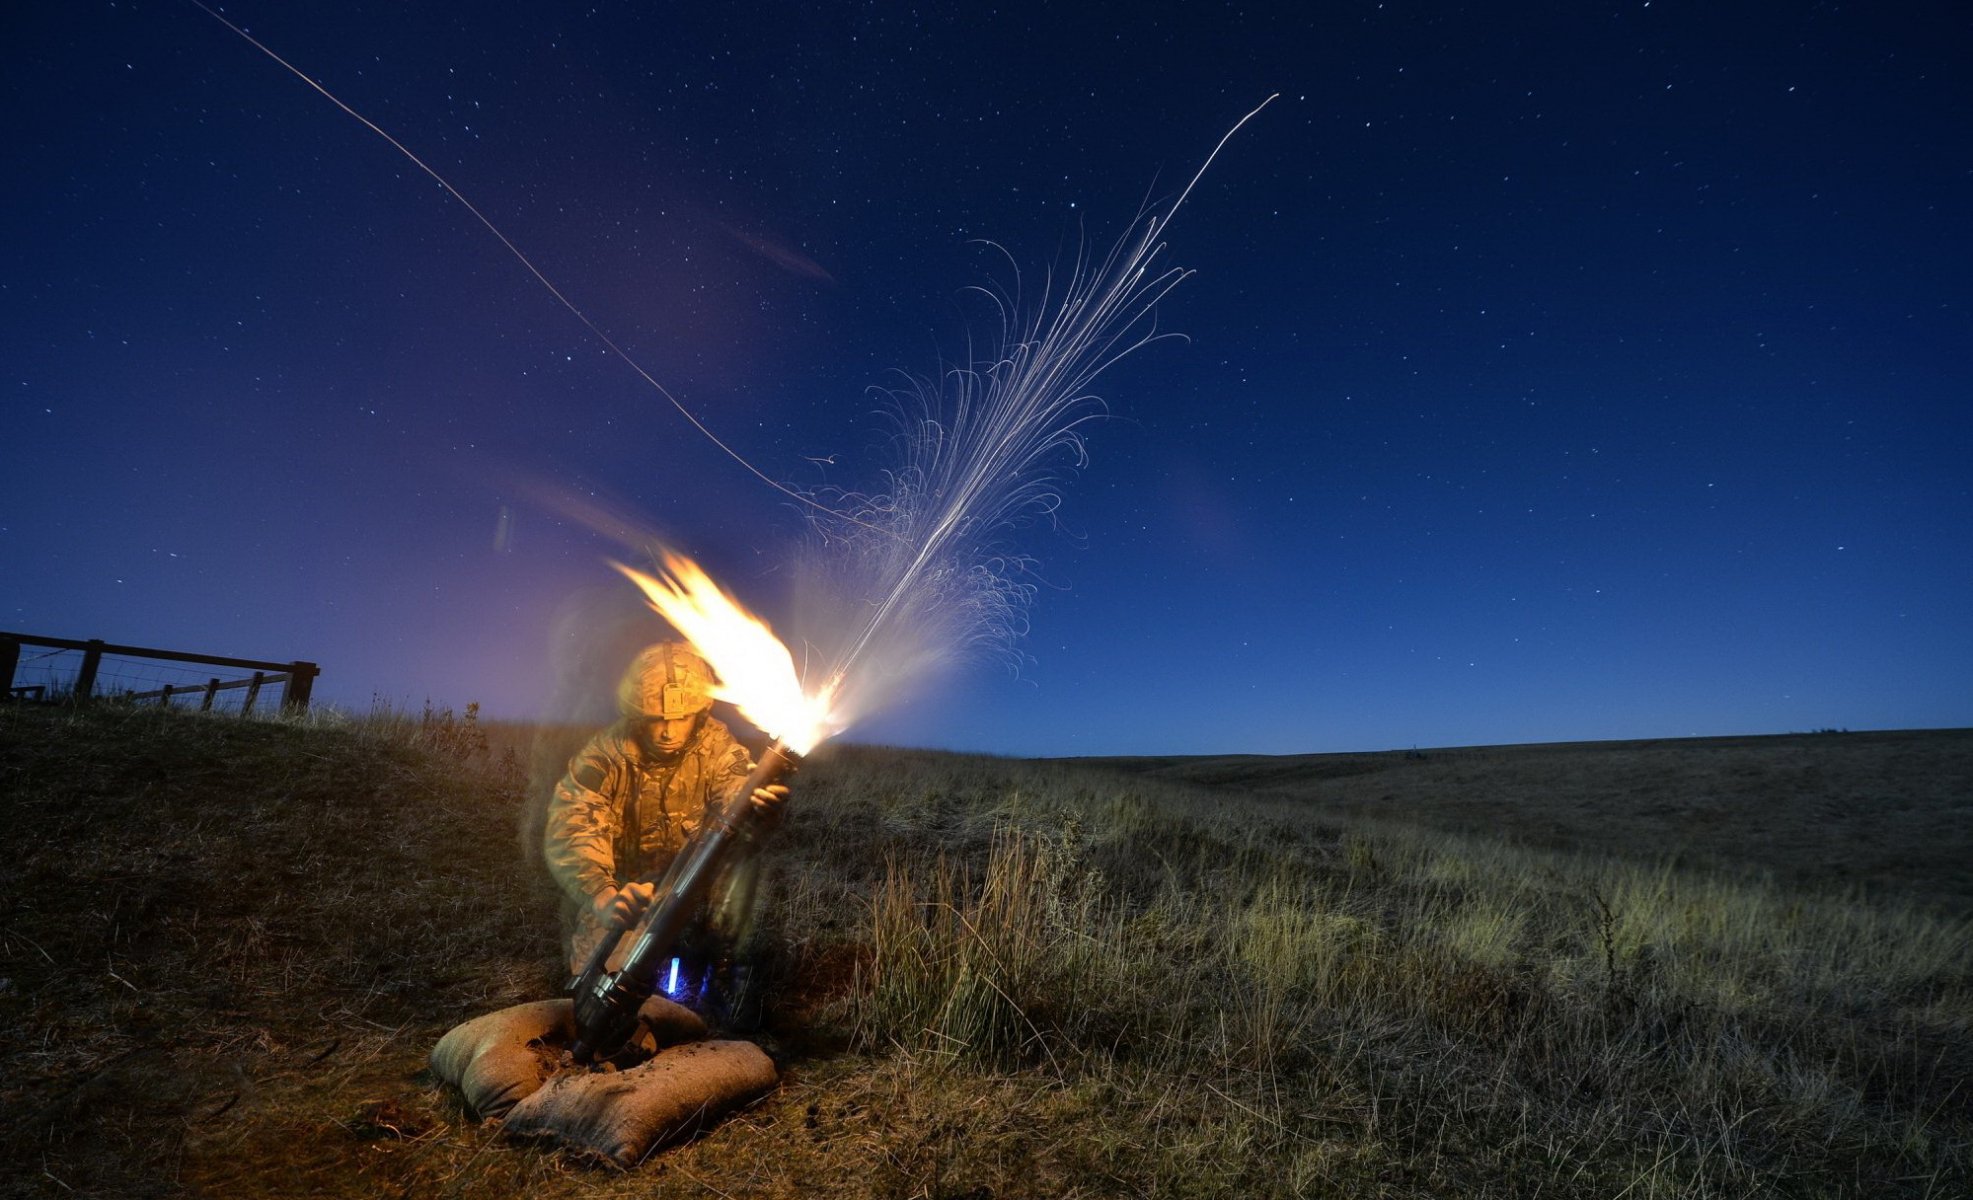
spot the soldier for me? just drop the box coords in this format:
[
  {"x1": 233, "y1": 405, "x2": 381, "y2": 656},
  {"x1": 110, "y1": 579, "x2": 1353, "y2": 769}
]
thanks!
[{"x1": 544, "y1": 641, "x2": 787, "y2": 1014}]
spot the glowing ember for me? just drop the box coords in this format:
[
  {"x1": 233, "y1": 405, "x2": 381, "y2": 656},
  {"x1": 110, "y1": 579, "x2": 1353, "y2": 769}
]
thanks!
[{"x1": 612, "y1": 554, "x2": 839, "y2": 754}]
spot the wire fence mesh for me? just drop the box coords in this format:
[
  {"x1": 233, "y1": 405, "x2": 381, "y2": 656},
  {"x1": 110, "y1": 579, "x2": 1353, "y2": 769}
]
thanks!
[{"x1": 6, "y1": 643, "x2": 304, "y2": 716}]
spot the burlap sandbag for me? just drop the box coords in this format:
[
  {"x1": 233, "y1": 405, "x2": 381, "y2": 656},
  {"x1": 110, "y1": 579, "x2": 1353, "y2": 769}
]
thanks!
[
  {"x1": 501, "y1": 1039, "x2": 778, "y2": 1167},
  {"x1": 430, "y1": 997, "x2": 708, "y2": 1120}
]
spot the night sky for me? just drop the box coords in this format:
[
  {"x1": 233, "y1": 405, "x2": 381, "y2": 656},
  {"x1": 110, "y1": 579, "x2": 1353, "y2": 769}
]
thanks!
[{"x1": 6, "y1": 2, "x2": 1969, "y2": 756}]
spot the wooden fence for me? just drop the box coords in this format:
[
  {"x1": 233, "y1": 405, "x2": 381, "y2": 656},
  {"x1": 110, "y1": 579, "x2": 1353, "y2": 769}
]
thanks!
[{"x1": 0, "y1": 633, "x2": 318, "y2": 714}]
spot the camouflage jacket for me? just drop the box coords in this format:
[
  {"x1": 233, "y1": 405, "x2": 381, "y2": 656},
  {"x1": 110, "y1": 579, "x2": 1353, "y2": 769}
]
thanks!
[{"x1": 543, "y1": 716, "x2": 754, "y2": 906}]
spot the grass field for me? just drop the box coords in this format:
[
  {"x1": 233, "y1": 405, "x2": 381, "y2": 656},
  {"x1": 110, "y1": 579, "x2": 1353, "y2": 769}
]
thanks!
[
  {"x1": 1, "y1": 703, "x2": 1967, "y2": 1197},
  {"x1": 1089, "y1": 730, "x2": 1973, "y2": 913}
]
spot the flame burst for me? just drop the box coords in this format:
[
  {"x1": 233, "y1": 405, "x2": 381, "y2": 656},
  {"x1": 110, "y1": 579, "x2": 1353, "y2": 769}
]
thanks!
[{"x1": 612, "y1": 555, "x2": 839, "y2": 754}]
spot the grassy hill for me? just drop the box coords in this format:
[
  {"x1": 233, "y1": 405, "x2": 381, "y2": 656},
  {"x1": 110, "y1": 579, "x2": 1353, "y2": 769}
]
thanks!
[
  {"x1": 1084, "y1": 729, "x2": 1973, "y2": 912},
  {"x1": 2, "y1": 704, "x2": 1967, "y2": 1197}
]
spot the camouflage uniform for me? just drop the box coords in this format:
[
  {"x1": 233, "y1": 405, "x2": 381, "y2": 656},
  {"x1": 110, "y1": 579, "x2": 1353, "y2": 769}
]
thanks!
[{"x1": 544, "y1": 644, "x2": 759, "y2": 976}]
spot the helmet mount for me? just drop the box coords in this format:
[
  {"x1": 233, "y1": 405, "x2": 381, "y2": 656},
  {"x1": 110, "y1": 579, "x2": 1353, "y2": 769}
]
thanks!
[{"x1": 617, "y1": 641, "x2": 717, "y2": 721}]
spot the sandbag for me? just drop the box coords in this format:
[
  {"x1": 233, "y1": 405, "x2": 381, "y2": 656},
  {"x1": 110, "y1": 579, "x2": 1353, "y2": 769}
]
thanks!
[
  {"x1": 430, "y1": 999, "x2": 570, "y2": 1120},
  {"x1": 501, "y1": 1039, "x2": 778, "y2": 1167},
  {"x1": 430, "y1": 996, "x2": 708, "y2": 1120}
]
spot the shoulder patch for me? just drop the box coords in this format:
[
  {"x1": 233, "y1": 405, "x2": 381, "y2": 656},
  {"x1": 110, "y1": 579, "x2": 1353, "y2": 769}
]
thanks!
[{"x1": 571, "y1": 757, "x2": 608, "y2": 793}]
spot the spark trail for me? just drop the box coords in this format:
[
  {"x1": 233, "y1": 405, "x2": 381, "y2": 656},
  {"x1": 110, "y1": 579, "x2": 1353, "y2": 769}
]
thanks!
[
  {"x1": 788, "y1": 97, "x2": 1278, "y2": 733},
  {"x1": 188, "y1": 0, "x2": 876, "y2": 532}
]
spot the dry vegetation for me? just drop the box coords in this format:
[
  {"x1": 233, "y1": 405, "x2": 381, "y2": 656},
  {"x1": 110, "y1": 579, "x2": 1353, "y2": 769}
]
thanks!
[
  {"x1": 1092, "y1": 732, "x2": 1973, "y2": 912},
  {"x1": 1, "y1": 703, "x2": 1967, "y2": 1198}
]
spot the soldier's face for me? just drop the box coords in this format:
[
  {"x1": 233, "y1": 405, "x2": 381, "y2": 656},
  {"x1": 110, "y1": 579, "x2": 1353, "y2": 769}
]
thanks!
[{"x1": 644, "y1": 715, "x2": 699, "y2": 754}]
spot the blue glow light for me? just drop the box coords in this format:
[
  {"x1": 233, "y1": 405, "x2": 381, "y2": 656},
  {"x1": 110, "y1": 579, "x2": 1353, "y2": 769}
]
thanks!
[{"x1": 665, "y1": 956, "x2": 680, "y2": 997}]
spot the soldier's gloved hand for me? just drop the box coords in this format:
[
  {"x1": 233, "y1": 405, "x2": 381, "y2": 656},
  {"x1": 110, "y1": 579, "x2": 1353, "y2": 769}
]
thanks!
[
  {"x1": 748, "y1": 783, "x2": 790, "y2": 815},
  {"x1": 594, "y1": 881, "x2": 658, "y2": 928}
]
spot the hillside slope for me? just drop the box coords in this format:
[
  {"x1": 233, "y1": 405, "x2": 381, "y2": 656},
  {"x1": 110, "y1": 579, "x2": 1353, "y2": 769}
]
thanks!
[
  {"x1": 1086, "y1": 729, "x2": 1973, "y2": 911},
  {"x1": 0, "y1": 703, "x2": 559, "y2": 1197},
  {"x1": 3, "y1": 706, "x2": 1967, "y2": 1198}
]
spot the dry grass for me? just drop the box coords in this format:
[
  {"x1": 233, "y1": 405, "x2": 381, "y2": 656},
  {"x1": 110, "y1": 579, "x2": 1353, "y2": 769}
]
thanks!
[
  {"x1": 1090, "y1": 730, "x2": 1973, "y2": 912},
  {"x1": 1, "y1": 705, "x2": 1967, "y2": 1197}
]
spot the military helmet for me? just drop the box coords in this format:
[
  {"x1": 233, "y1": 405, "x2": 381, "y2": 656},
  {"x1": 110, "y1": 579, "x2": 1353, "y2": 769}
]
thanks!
[{"x1": 617, "y1": 641, "x2": 718, "y2": 720}]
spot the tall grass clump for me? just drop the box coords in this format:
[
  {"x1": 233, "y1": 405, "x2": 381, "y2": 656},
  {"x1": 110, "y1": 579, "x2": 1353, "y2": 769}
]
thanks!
[{"x1": 856, "y1": 827, "x2": 1107, "y2": 1067}]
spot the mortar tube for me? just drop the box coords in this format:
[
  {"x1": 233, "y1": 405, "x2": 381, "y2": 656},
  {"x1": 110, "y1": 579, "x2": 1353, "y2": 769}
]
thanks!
[{"x1": 570, "y1": 742, "x2": 802, "y2": 1062}]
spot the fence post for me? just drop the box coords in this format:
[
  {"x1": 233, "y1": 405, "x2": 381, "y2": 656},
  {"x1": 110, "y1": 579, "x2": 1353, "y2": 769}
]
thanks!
[
  {"x1": 160, "y1": 683, "x2": 175, "y2": 707},
  {"x1": 284, "y1": 661, "x2": 318, "y2": 713},
  {"x1": 0, "y1": 636, "x2": 17, "y2": 699},
  {"x1": 241, "y1": 672, "x2": 264, "y2": 717},
  {"x1": 74, "y1": 640, "x2": 105, "y2": 701},
  {"x1": 201, "y1": 678, "x2": 220, "y2": 712}
]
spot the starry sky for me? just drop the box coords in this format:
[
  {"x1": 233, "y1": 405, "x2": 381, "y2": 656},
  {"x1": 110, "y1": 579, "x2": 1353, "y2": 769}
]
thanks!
[{"x1": 5, "y1": 1, "x2": 1969, "y2": 756}]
